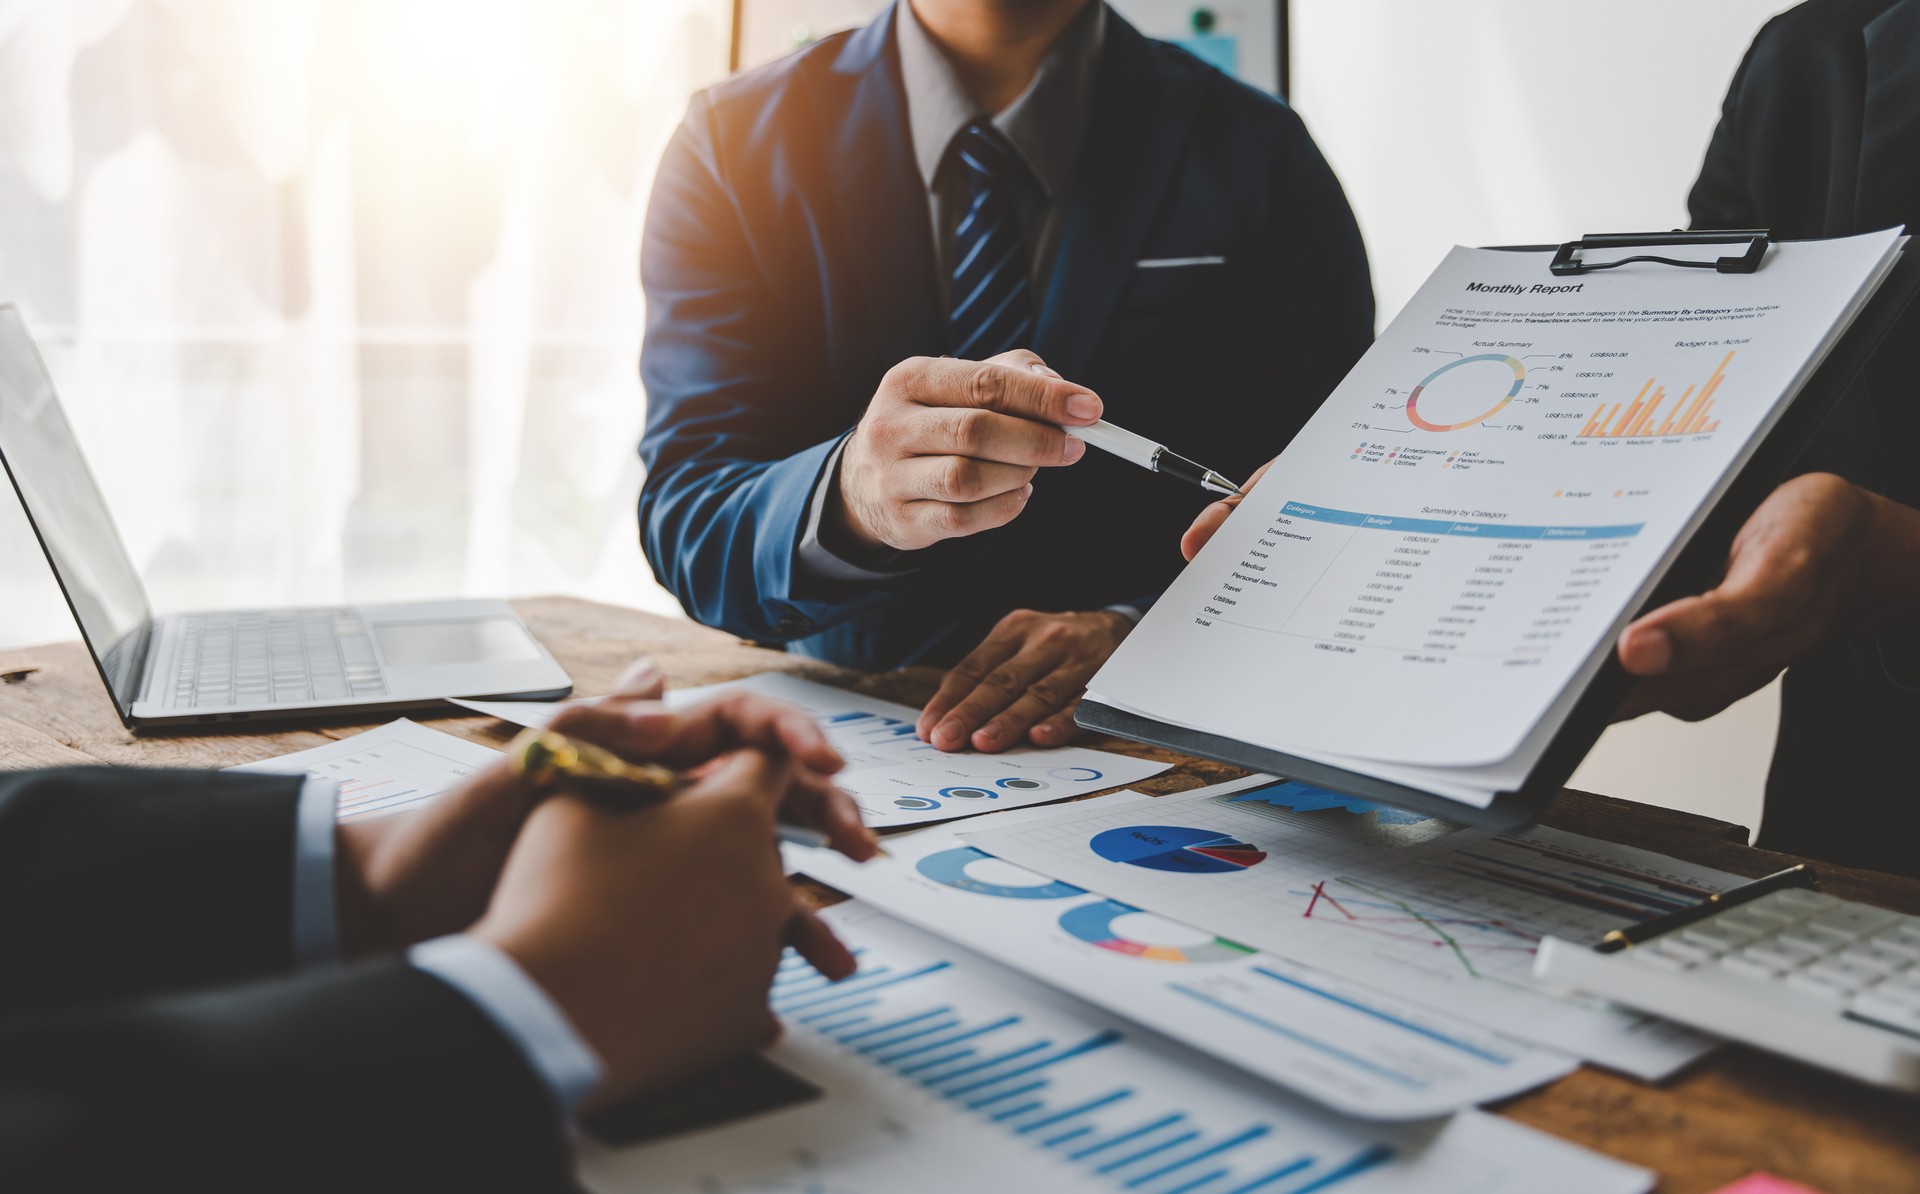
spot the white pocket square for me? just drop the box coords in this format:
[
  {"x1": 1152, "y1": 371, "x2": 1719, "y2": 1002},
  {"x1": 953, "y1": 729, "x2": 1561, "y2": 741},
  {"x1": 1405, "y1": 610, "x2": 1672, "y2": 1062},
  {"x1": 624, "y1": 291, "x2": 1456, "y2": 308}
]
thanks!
[{"x1": 1134, "y1": 255, "x2": 1227, "y2": 269}]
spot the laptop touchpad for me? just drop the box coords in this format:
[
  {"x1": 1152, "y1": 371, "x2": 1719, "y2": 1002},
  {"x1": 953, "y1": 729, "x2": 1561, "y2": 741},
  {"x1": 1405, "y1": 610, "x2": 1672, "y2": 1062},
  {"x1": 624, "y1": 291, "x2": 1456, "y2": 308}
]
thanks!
[{"x1": 374, "y1": 617, "x2": 541, "y2": 667}]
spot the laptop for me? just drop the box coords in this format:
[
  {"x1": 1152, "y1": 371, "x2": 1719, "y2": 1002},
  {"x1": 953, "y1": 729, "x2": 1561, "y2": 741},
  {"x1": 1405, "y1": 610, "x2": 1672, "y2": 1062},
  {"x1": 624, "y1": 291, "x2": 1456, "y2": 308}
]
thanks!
[{"x1": 0, "y1": 305, "x2": 573, "y2": 730}]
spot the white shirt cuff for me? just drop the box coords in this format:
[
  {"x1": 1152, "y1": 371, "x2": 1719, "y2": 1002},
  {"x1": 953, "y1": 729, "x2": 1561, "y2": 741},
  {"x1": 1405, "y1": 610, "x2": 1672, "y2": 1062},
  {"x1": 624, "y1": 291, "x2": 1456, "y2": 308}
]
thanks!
[
  {"x1": 796, "y1": 438, "x2": 917, "y2": 582},
  {"x1": 1103, "y1": 604, "x2": 1144, "y2": 624},
  {"x1": 410, "y1": 934, "x2": 606, "y2": 1118},
  {"x1": 290, "y1": 777, "x2": 341, "y2": 969}
]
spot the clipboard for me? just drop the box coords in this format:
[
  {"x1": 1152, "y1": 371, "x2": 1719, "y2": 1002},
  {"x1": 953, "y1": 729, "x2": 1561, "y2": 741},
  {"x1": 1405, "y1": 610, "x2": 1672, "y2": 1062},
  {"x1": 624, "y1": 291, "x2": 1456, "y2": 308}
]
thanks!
[{"x1": 1078, "y1": 230, "x2": 1920, "y2": 831}]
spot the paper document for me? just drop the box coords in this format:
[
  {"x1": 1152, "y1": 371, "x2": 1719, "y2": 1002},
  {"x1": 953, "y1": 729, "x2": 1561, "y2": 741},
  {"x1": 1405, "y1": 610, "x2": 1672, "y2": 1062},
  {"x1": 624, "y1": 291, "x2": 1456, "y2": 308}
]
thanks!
[
  {"x1": 1089, "y1": 231, "x2": 1905, "y2": 803},
  {"x1": 228, "y1": 719, "x2": 501, "y2": 820},
  {"x1": 961, "y1": 778, "x2": 1735, "y2": 1077},
  {"x1": 790, "y1": 796, "x2": 1576, "y2": 1120},
  {"x1": 457, "y1": 672, "x2": 1170, "y2": 828},
  {"x1": 578, "y1": 901, "x2": 1649, "y2": 1194}
]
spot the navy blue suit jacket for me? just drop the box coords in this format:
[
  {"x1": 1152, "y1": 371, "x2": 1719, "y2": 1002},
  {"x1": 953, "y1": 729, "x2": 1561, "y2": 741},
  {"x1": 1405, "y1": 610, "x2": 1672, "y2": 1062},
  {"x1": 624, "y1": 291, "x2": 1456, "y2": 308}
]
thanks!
[{"x1": 638, "y1": 3, "x2": 1373, "y2": 670}]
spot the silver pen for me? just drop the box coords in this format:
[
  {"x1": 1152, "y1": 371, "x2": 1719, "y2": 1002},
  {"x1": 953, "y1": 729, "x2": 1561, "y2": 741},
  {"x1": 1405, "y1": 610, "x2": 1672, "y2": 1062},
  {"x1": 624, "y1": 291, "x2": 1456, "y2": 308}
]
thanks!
[{"x1": 1065, "y1": 420, "x2": 1243, "y2": 497}]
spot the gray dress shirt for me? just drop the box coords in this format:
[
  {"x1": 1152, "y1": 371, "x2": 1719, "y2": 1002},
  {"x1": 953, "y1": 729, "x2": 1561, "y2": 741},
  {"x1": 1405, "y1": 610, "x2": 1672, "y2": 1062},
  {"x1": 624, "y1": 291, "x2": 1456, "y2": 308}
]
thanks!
[{"x1": 796, "y1": 0, "x2": 1108, "y2": 584}]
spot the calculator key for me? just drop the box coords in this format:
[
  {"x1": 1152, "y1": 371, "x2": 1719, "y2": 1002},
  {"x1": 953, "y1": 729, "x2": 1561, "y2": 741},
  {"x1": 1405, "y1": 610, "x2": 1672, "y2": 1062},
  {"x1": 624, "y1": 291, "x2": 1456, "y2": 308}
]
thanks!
[
  {"x1": 1741, "y1": 942, "x2": 1819, "y2": 971},
  {"x1": 1719, "y1": 953, "x2": 1787, "y2": 980},
  {"x1": 1839, "y1": 943, "x2": 1911, "y2": 972},
  {"x1": 1807, "y1": 904, "x2": 1901, "y2": 937},
  {"x1": 1808, "y1": 957, "x2": 1884, "y2": 986},
  {"x1": 1652, "y1": 937, "x2": 1719, "y2": 964},
  {"x1": 1785, "y1": 971, "x2": 1856, "y2": 1000},
  {"x1": 1778, "y1": 925, "x2": 1851, "y2": 953},
  {"x1": 1633, "y1": 949, "x2": 1697, "y2": 972},
  {"x1": 1860, "y1": 980, "x2": 1920, "y2": 1009},
  {"x1": 1763, "y1": 888, "x2": 1841, "y2": 915},
  {"x1": 1720, "y1": 909, "x2": 1794, "y2": 935},
  {"x1": 1686, "y1": 921, "x2": 1761, "y2": 948},
  {"x1": 1883, "y1": 922, "x2": 1920, "y2": 950},
  {"x1": 1670, "y1": 930, "x2": 1730, "y2": 959}
]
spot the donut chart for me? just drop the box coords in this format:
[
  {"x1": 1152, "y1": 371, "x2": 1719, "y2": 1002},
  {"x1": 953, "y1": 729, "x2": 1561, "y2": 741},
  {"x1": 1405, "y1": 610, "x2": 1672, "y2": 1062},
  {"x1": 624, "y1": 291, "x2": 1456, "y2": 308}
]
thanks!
[
  {"x1": 915, "y1": 846, "x2": 1086, "y2": 899},
  {"x1": 1058, "y1": 899, "x2": 1256, "y2": 963},
  {"x1": 1405, "y1": 354, "x2": 1526, "y2": 432},
  {"x1": 940, "y1": 786, "x2": 999, "y2": 801}
]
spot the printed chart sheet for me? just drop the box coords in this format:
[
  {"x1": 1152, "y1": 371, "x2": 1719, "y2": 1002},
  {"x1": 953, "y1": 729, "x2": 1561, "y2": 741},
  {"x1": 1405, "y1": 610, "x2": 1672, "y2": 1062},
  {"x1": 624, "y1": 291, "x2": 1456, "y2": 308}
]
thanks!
[
  {"x1": 1091, "y1": 231, "x2": 1904, "y2": 802},
  {"x1": 791, "y1": 797, "x2": 1576, "y2": 1120},
  {"x1": 578, "y1": 902, "x2": 1649, "y2": 1194},
  {"x1": 963, "y1": 779, "x2": 1737, "y2": 1077}
]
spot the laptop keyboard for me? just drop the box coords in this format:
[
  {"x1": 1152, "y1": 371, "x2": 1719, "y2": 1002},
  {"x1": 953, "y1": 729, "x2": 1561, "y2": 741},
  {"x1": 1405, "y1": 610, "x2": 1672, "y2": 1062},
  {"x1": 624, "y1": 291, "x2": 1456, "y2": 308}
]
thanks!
[{"x1": 170, "y1": 609, "x2": 387, "y2": 708}]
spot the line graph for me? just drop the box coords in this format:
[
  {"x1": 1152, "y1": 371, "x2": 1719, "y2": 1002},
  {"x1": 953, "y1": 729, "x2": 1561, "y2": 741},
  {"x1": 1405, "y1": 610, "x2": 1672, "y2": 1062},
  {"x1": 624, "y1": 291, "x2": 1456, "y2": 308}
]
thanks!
[
  {"x1": 1298, "y1": 877, "x2": 1538, "y2": 983},
  {"x1": 962, "y1": 781, "x2": 1739, "y2": 1072}
]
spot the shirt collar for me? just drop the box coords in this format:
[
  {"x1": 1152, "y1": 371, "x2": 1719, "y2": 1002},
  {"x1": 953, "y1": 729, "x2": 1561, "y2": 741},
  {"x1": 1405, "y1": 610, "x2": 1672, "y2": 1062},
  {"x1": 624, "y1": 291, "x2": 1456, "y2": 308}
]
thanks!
[{"x1": 895, "y1": 0, "x2": 1106, "y2": 200}]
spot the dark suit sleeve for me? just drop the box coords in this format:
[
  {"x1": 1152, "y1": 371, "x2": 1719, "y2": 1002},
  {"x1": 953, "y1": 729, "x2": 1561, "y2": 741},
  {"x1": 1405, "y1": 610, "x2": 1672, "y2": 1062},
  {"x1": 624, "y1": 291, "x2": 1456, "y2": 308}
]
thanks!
[
  {"x1": 638, "y1": 93, "x2": 912, "y2": 645},
  {"x1": 1687, "y1": 30, "x2": 1762, "y2": 229},
  {"x1": 0, "y1": 960, "x2": 571, "y2": 1194},
  {"x1": 0, "y1": 767, "x2": 307, "y2": 1016}
]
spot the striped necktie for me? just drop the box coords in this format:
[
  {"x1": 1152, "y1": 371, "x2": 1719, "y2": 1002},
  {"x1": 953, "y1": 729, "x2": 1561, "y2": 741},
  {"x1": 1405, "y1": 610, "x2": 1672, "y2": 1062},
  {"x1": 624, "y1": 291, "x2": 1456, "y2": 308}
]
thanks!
[{"x1": 945, "y1": 121, "x2": 1035, "y2": 360}]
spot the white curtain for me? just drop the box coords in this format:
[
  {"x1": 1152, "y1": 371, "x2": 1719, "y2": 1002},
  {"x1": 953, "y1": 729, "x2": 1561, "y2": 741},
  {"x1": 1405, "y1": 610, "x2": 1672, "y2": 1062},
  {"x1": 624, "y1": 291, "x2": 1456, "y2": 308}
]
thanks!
[{"x1": 0, "y1": 0, "x2": 729, "y2": 649}]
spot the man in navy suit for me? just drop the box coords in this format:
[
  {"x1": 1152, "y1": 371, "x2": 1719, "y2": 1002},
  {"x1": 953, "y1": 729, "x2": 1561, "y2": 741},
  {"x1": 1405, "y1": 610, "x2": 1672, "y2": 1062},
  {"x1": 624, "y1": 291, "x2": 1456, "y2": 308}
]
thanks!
[{"x1": 638, "y1": 0, "x2": 1373, "y2": 752}]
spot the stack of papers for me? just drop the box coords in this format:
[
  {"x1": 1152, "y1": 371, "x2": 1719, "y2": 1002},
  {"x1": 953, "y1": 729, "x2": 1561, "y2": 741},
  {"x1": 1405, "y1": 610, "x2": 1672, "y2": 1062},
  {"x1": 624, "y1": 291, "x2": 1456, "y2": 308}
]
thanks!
[
  {"x1": 1088, "y1": 231, "x2": 1907, "y2": 806},
  {"x1": 458, "y1": 672, "x2": 1171, "y2": 829},
  {"x1": 954, "y1": 779, "x2": 1734, "y2": 1077},
  {"x1": 579, "y1": 902, "x2": 1651, "y2": 1194},
  {"x1": 227, "y1": 718, "x2": 500, "y2": 820}
]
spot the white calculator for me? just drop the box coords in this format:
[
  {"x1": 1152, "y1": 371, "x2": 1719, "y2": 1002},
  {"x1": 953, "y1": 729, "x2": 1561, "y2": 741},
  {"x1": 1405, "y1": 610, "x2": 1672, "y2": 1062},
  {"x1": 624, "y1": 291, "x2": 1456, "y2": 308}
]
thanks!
[{"x1": 1535, "y1": 881, "x2": 1920, "y2": 1091}]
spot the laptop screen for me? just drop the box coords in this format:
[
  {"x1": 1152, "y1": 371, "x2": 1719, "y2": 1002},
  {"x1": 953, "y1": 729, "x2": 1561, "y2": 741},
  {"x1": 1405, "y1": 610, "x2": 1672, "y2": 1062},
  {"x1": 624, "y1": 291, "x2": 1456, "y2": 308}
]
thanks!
[{"x1": 0, "y1": 307, "x2": 152, "y2": 714}]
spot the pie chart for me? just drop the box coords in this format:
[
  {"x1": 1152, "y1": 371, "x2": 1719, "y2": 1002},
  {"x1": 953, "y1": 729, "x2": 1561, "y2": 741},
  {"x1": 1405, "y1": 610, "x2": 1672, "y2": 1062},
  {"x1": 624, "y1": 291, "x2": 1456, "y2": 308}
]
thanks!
[{"x1": 1089, "y1": 825, "x2": 1268, "y2": 874}]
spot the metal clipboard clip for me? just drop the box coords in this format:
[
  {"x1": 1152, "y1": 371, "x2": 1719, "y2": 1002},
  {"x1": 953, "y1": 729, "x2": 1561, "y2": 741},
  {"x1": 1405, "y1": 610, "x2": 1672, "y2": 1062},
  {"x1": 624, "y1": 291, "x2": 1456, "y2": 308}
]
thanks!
[{"x1": 1550, "y1": 229, "x2": 1771, "y2": 277}]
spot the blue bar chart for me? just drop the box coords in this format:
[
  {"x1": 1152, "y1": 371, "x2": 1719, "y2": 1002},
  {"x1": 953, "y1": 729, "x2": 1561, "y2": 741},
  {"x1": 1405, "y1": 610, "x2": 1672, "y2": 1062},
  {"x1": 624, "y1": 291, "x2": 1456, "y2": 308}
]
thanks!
[{"x1": 580, "y1": 903, "x2": 1644, "y2": 1194}]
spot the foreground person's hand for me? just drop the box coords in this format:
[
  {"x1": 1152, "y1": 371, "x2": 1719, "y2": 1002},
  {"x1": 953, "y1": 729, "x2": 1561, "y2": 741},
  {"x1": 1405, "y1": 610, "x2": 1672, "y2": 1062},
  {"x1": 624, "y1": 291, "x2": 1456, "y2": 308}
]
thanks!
[
  {"x1": 334, "y1": 659, "x2": 875, "y2": 958},
  {"x1": 475, "y1": 748, "x2": 857, "y2": 1109}
]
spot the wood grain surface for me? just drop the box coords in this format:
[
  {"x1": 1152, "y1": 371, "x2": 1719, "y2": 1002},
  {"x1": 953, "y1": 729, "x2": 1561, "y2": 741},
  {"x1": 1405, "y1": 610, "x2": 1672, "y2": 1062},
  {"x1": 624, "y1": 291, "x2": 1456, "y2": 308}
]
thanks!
[{"x1": 2, "y1": 596, "x2": 1915, "y2": 1193}]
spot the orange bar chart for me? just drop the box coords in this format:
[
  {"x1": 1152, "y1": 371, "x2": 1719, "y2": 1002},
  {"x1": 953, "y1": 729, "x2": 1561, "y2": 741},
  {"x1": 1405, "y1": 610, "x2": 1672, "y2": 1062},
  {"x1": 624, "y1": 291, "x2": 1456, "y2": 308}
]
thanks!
[{"x1": 1578, "y1": 351, "x2": 1732, "y2": 439}]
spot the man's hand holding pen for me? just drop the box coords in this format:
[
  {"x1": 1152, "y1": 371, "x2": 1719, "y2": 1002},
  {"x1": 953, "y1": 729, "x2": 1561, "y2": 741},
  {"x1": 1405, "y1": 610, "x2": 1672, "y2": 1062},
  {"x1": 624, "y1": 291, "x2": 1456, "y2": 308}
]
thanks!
[{"x1": 336, "y1": 658, "x2": 876, "y2": 1110}]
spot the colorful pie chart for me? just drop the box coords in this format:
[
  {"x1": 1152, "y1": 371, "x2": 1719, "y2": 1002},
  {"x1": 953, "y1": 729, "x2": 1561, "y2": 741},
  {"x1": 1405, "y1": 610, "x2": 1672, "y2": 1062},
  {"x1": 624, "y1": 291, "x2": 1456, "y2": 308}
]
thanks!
[
  {"x1": 1089, "y1": 825, "x2": 1268, "y2": 874},
  {"x1": 915, "y1": 846, "x2": 1086, "y2": 899},
  {"x1": 1059, "y1": 899, "x2": 1255, "y2": 963}
]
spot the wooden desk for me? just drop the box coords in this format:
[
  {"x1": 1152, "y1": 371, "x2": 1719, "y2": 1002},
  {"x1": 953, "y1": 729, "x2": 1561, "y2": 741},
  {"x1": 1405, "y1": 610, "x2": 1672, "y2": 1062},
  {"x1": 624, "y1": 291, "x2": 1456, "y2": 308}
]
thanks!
[{"x1": 2, "y1": 596, "x2": 1915, "y2": 1193}]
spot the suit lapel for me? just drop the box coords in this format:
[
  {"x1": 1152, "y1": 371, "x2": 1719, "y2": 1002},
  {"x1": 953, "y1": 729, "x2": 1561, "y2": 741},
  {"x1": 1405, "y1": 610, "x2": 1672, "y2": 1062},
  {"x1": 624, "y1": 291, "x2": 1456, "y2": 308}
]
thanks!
[
  {"x1": 1859, "y1": 0, "x2": 1920, "y2": 235},
  {"x1": 1035, "y1": 14, "x2": 1209, "y2": 384},
  {"x1": 811, "y1": 4, "x2": 945, "y2": 382}
]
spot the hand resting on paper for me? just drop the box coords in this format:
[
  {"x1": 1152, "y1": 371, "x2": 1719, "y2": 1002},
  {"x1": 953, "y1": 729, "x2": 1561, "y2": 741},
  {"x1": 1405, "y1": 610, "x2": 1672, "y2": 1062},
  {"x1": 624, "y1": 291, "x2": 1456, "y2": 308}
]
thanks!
[{"x1": 916, "y1": 608, "x2": 1134, "y2": 752}]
